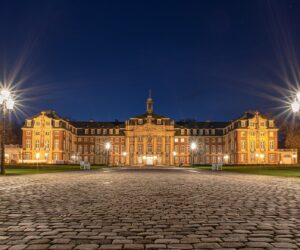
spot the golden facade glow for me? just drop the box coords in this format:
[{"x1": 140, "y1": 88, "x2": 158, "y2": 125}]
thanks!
[{"x1": 21, "y1": 97, "x2": 298, "y2": 166}]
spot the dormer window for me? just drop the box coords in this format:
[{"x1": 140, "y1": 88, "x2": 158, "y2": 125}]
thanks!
[
  {"x1": 193, "y1": 129, "x2": 197, "y2": 135},
  {"x1": 54, "y1": 120, "x2": 60, "y2": 127},
  {"x1": 91, "y1": 129, "x2": 95, "y2": 134},
  {"x1": 27, "y1": 120, "x2": 32, "y2": 127},
  {"x1": 103, "y1": 129, "x2": 107, "y2": 134},
  {"x1": 97, "y1": 129, "x2": 101, "y2": 134},
  {"x1": 269, "y1": 120, "x2": 274, "y2": 127},
  {"x1": 85, "y1": 129, "x2": 89, "y2": 135},
  {"x1": 211, "y1": 129, "x2": 215, "y2": 135},
  {"x1": 109, "y1": 129, "x2": 113, "y2": 134},
  {"x1": 157, "y1": 119, "x2": 161, "y2": 125},
  {"x1": 115, "y1": 129, "x2": 119, "y2": 135},
  {"x1": 241, "y1": 121, "x2": 246, "y2": 127},
  {"x1": 181, "y1": 129, "x2": 185, "y2": 135},
  {"x1": 138, "y1": 119, "x2": 143, "y2": 125},
  {"x1": 205, "y1": 129, "x2": 209, "y2": 135}
]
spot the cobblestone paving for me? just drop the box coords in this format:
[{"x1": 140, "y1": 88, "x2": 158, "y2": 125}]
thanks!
[{"x1": 0, "y1": 168, "x2": 300, "y2": 250}]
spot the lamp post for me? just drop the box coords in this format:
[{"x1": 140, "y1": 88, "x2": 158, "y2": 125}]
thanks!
[
  {"x1": 35, "y1": 152, "x2": 40, "y2": 168},
  {"x1": 190, "y1": 142, "x2": 197, "y2": 167},
  {"x1": 105, "y1": 142, "x2": 111, "y2": 166},
  {"x1": 291, "y1": 91, "x2": 300, "y2": 113},
  {"x1": 173, "y1": 151, "x2": 177, "y2": 166},
  {"x1": 122, "y1": 151, "x2": 127, "y2": 165},
  {"x1": 0, "y1": 89, "x2": 15, "y2": 175}
]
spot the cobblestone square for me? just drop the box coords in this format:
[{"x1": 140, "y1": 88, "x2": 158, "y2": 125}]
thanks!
[{"x1": 0, "y1": 168, "x2": 299, "y2": 249}]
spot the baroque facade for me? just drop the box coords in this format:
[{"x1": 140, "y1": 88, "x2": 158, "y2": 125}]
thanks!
[{"x1": 21, "y1": 96, "x2": 297, "y2": 165}]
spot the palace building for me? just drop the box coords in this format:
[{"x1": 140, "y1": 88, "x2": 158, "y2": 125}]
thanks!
[{"x1": 21, "y1": 96, "x2": 297, "y2": 166}]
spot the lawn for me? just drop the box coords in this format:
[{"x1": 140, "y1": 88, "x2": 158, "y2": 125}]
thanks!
[
  {"x1": 1, "y1": 164, "x2": 109, "y2": 176},
  {"x1": 193, "y1": 165, "x2": 300, "y2": 178}
]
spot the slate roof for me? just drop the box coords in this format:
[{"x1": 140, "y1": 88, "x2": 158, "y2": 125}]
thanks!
[
  {"x1": 69, "y1": 121, "x2": 125, "y2": 128},
  {"x1": 175, "y1": 121, "x2": 229, "y2": 129}
]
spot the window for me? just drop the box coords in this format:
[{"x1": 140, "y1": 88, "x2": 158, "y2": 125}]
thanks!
[
  {"x1": 90, "y1": 145, "x2": 94, "y2": 153},
  {"x1": 260, "y1": 132, "x2": 264, "y2": 136},
  {"x1": 269, "y1": 120, "x2": 274, "y2": 127},
  {"x1": 35, "y1": 121, "x2": 40, "y2": 126},
  {"x1": 250, "y1": 122, "x2": 254, "y2": 127},
  {"x1": 103, "y1": 129, "x2": 107, "y2": 134},
  {"x1": 109, "y1": 129, "x2": 113, "y2": 134},
  {"x1": 26, "y1": 120, "x2": 32, "y2": 127},
  {"x1": 181, "y1": 129, "x2": 185, "y2": 135},
  {"x1": 199, "y1": 130, "x2": 203, "y2": 135},
  {"x1": 241, "y1": 131, "x2": 246, "y2": 137},
  {"x1": 211, "y1": 145, "x2": 216, "y2": 153},
  {"x1": 205, "y1": 145, "x2": 209, "y2": 152},
  {"x1": 78, "y1": 145, "x2": 82, "y2": 153},
  {"x1": 260, "y1": 122, "x2": 265, "y2": 127},
  {"x1": 270, "y1": 154, "x2": 275, "y2": 161},
  {"x1": 78, "y1": 138, "x2": 82, "y2": 142},
  {"x1": 260, "y1": 141, "x2": 265, "y2": 150},
  {"x1": 205, "y1": 129, "x2": 209, "y2": 135},
  {"x1": 193, "y1": 129, "x2": 197, "y2": 135},
  {"x1": 84, "y1": 138, "x2": 88, "y2": 143},
  {"x1": 180, "y1": 145, "x2": 185, "y2": 153},
  {"x1": 181, "y1": 138, "x2": 184, "y2": 143},
  {"x1": 138, "y1": 144, "x2": 143, "y2": 154},
  {"x1": 157, "y1": 119, "x2": 161, "y2": 125},
  {"x1": 218, "y1": 145, "x2": 222, "y2": 153},
  {"x1": 157, "y1": 144, "x2": 161, "y2": 153},
  {"x1": 25, "y1": 153, "x2": 31, "y2": 160},
  {"x1": 138, "y1": 119, "x2": 143, "y2": 125},
  {"x1": 35, "y1": 131, "x2": 40, "y2": 136},
  {"x1": 174, "y1": 138, "x2": 178, "y2": 143},
  {"x1": 114, "y1": 145, "x2": 119, "y2": 153},
  {"x1": 269, "y1": 140, "x2": 274, "y2": 150},
  {"x1": 45, "y1": 140, "x2": 49, "y2": 150},
  {"x1": 46, "y1": 121, "x2": 51, "y2": 126},
  {"x1": 84, "y1": 145, "x2": 88, "y2": 153},
  {"x1": 45, "y1": 131, "x2": 50, "y2": 136},
  {"x1": 35, "y1": 140, "x2": 40, "y2": 149},
  {"x1": 26, "y1": 140, "x2": 31, "y2": 149},
  {"x1": 115, "y1": 129, "x2": 119, "y2": 135},
  {"x1": 54, "y1": 139, "x2": 59, "y2": 150},
  {"x1": 147, "y1": 144, "x2": 152, "y2": 153},
  {"x1": 250, "y1": 140, "x2": 255, "y2": 151},
  {"x1": 241, "y1": 121, "x2": 246, "y2": 127},
  {"x1": 85, "y1": 129, "x2": 89, "y2": 135},
  {"x1": 26, "y1": 131, "x2": 31, "y2": 136},
  {"x1": 269, "y1": 131, "x2": 274, "y2": 137},
  {"x1": 54, "y1": 121, "x2": 59, "y2": 127},
  {"x1": 211, "y1": 129, "x2": 215, "y2": 135},
  {"x1": 91, "y1": 129, "x2": 95, "y2": 134},
  {"x1": 250, "y1": 131, "x2": 255, "y2": 136},
  {"x1": 241, "y1": 154, "x2": 246, "y2": 162},
  {"x1": 97, "y1": 129, "x2": 101, "y2": 134},
  {"x1": 54, "y1": 153, "x2": 59, "y2": 161},
  {"x1": 241, "y1": 140, "x2": 246, "y2": 150}
]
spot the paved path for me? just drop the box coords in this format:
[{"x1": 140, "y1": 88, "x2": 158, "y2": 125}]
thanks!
[{"x1": 0, "y1": 168, "x2": 299, "y2": 250}]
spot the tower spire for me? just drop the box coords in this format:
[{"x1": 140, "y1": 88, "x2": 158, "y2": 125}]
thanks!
[{"x1": 146, "y1": 90, "x2": 153, "y2": 114}]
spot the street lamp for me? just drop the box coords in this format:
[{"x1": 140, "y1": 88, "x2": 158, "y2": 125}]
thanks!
[
  {"x1": 35, "y1": 152, "x2": 40, "y2": 167},
  {"x1": 105, "y1": 142, "x2": 111, "y2": 166},
  {"x1": 0, "y1": 89, "x2": 15, "y2": 175},
  {"x1": 190, "y1": 142, "x2": 197, "y2": 167},
  {"x1": 291, "y1": 91, "x2": 300, "y2": 113},
  {"x1": 223, "y1": 154, "x2": 229, "y2": 164},
  {"x1": 122, "y1": 151, "x2": 127, "y2": 165}
]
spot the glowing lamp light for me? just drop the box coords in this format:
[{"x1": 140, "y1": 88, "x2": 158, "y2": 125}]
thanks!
[
  {"x1": 36, "y1": 152, "x2": 40, "y2": 160},
  {"x1": 297, "y1": 92, "x2": 300, "y2": 102},
  {"x1": 45, "y1": 153, "x2": 49, "y2": 158},
  {"x1": 105, "y1": 142, "x2": 111, "y2": 150},
  {"x1": 142, "y1": 156, "x2": 146, "y2": 160},
  {"x1": 0, "y1": 95, "x2": 4, "y2": 105},
  {"x1": 190, "y1": 142, "x2": 197, "y2": 150},
  {"x1": 0, "y1": 89, "x2": 10, "y2": 100},
  {"x1": 153, "y1": 156, "x2": 157, "y2": 160},
  {"x1": 260, "y1": 154, "x2": 264, "y2": 159},
  {"x1": 291, "y1": 100, "x2": 300, "y2": 113},
  {"x1": 223, "y1": 154, "x2": 229, "y2": 160},
  {"x1": 122, "y1": 151, "x2": 127, "y2": 157},
  {"x1": 6, "y1": 98, "x2": 14, "y2": 110},
  {"x1": 173, "y1": 151, "x2": 177, "y2": 156},
  {"x1": 292, "y1": 154, "x2": 297, "y2": 159}
]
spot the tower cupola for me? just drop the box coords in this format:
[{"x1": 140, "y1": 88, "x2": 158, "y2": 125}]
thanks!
[{"x1": 146, "y1": 90, "x2": 153, "y2": 114}]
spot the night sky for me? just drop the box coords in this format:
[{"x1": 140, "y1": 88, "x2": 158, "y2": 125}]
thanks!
[{"x1": 1, "y1": 0, "x2": 300, "y2": 122}]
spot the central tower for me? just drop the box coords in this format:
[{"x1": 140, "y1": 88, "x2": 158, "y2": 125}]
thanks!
[{"x1": 146, "y1": 90, "x2": 153, "y2": 114}]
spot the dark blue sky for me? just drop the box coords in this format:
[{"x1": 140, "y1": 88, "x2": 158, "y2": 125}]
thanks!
[{"x1": 1, "y1": 0, "x2": 300, "y2": 122}]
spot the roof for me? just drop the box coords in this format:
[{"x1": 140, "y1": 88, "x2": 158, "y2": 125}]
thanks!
[
  {"x1": 236, "y1": 111, "x2": 269, "y2": 120},
  {"x1": 27, "y1": 110, "x2": 63, "y2": 120},
  {"x1": 131, "y1": 113, "x2": 170, "y2": 120},
  {"x1": 68, "y1": 121, "x2": 125, "y2": 129},
  {"x1": 175, "y1": 121, "x2": 229, "y2": 129}
]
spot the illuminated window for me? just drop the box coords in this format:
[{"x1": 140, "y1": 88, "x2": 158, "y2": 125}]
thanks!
[
  {"x1": 26, "y1": 131, "x2": 31, "y2": 136},
  {"x1": 35, "y1": 140, "x2": 40, "y2": 149},
  {"x1": 26, "y1": 140, "x2": 31, "y2": 149}
]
